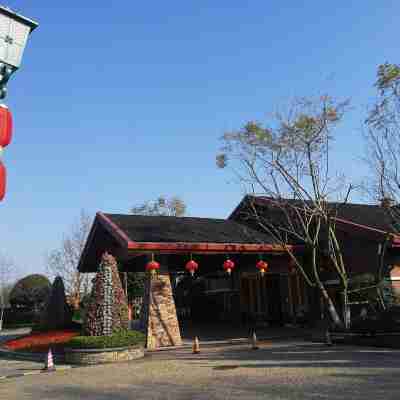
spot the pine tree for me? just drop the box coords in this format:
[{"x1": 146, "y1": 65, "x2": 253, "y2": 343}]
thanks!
[{"x1": 40, "y1": 276, "x2": 72, "y2": 330}]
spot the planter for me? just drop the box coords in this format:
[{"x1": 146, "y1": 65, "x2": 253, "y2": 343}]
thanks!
[{"x1": 65, "y1": 345, "x2": 145, "y2": 365}]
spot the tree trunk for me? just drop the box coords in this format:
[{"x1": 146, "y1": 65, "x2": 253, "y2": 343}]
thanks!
[
  {"x1": 342, "y1": 286, "x2": 350, "y2": 330},
  {"x1": 319, "y1": 284, "x2": 343, "y2": 328},
  {"x1": 310, "y1": 244, "x2": 343, "y2": 328}
]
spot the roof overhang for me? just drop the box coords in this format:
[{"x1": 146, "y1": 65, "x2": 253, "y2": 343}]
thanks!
[
  {"x1": 231, "y1": 195, "x2": 400, "y2": 245},
  {"x1": 78, "y1": 211, "x2": 304, "y2": 272}
]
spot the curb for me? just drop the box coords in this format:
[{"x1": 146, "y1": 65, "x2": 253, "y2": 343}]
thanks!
[
  {"x1": 146, "y1": 334, "x2": 308, "y2": 352},
  {"x1": 0, "y1": 365, "x2": 72, "y2": 381},
  {"x1": 0, "y1": 348, "x2": 65, "y2": 363}
]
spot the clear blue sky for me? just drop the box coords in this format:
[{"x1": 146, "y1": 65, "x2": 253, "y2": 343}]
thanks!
[{"x1": 1, "y1": 1, "x2": 399, "y2": 278}]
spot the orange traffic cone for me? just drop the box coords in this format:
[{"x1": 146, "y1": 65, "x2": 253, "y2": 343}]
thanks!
[
  {"x1": 251, "y1": 331, "x2": 259, "y2": 350},
  {"x1": 192, "y1": 336, "x2": 200, "y2": 354},
  {"x1": 42, "y1": 348, "x2": 56, "y2": 372}
]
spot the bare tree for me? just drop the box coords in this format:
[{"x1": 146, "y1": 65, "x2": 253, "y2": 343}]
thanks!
[
  {"x1": 364, "y1": 63, "x2": 400, "y2": 209},
  {"x1": 362, "y1": 63, "x2": 400, "y2": 306},
  {"x1": 46, "y1": 210, "x2": 94, "y2": 309},
  {"x1": 0, "y1": 252, "x2": 14, "y2": 330},
  {"x1": 217, "y1": 95, "x2": 352, "y2": 328},
  {"x1": 131, "y1": 196, "x2": 186, "y2": 217}
]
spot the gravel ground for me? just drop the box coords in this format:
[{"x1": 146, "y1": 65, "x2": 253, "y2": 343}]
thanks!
[{"x1": 0, "y1": 341, "x2": 400, "y2": 399}]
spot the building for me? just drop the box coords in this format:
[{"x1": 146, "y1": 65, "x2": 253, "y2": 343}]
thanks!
[{"x1": 78, "y1": 196, "x2": 400, "y2": 348}]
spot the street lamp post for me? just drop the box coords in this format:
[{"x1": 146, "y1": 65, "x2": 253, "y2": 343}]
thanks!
[{"x1": 0, "y1": 6, "x2": 38, "y2": 201}]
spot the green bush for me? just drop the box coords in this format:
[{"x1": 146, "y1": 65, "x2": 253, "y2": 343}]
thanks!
[
  {"x1": 9, "y1": 274, "x2": 51, "y2": 312},
  {"x1": 72, "y1": 310, "x2": 82, "y2": 321},
  {"x1": 66, "y1": 329, "x2": 145, "y2": 349}
]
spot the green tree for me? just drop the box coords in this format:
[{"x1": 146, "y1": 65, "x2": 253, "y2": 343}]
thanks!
[
  {"x1": 131, "y1": 196, "x2": 186, "y2": 217},
  {"x1": 9, "y1": 274, "x2": 51, "y2": 313}
]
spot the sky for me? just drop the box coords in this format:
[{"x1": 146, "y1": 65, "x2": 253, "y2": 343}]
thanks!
[{"x1": 0, "y1": 1, "x2": 399, "y2": 278}]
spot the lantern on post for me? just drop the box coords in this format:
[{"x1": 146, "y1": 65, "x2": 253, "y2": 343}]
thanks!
[
  {"x1": 0, "y1": 105, "x2": 12, "y2": 149},
  {"x1": 223, "y1": 258, "x2": 235, "y2": 275},
  {"x1": 256, "y1": 260, "x2": 268, "y2": 277},
  {"x1": 0, "y1": 161, "x2": 5, "y2": 201},
  {"x1": 146, "y1": 254, "x2": 160, "y2": 276},
  {"x1": 0, "y1": 7, "x2": 38, "y2": 202},
  {"x1": 0, "y1": 7, "x2": 38, "y2": 99},
  {"x1": 185, "y1": 256, "x2": 198, "y2": 276}
]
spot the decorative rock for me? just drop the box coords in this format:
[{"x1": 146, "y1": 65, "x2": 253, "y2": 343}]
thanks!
[{"x1": 140, "y1": 272, "x2": 182, "y2": 349}]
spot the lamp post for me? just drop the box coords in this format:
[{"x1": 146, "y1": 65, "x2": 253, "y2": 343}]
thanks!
[{"x1": 0, "y1": 6, "x2": 38, "y2": 201}]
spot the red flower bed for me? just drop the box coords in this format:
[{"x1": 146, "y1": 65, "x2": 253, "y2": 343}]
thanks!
[{"x1": 4, "y1": 330, "x2": 79, "y2": 352}]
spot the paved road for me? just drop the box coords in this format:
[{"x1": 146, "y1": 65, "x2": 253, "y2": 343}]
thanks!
[
  {"x1": 0, "y1": 328, "x2": 31, "y2": 345},
  {"x1": 0, "y1": 328, "x2": 44, "y2": 378},
  {"x1": 0, "y1": 341, "x2": 400, "y2": 399}
]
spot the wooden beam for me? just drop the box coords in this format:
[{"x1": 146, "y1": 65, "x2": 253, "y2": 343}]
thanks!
[
  {"x1": 97, "y1": 212, "x2": 131, "y2": 248},
  {"x1": 127, "y1": 241, "x2": 304, "y2": 254}
]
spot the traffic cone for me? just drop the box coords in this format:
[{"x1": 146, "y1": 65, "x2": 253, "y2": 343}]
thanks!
[
  {"x1": 251, "y1": 331, "x2": 259, "y2": 350},
  {"x1": 325, "y1": 330, "x2": 332, "y2": 346},
  {"x1": 42, "y1": 348, "x2": 56, "y2": 372},
  {"x1": 192, "y1": 336, "x2": 200, "y2": 354}
]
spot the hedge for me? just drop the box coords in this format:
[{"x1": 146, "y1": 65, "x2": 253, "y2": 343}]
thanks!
[{"x1": 66, "y1": 330, "x2": 145, "y2": 349}]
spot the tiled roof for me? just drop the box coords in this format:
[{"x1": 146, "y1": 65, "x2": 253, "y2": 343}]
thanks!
[{"x1": 104, "y1": 213, "x2": 276, "y2": 244}]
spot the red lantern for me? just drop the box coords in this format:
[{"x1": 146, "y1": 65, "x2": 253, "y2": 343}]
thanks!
[
  {"x1": 0, "y1": 106, "x2": 12, "y2": 148},
  {"x1": 146, "y1": 259, "x2": 160, "y2": 275},
  {"x1": 223, "y1": 259, "x2": 235, "y2": 275},
  {"x1": 0, "y1": 162, "x2": 6, "y2": 201},
  {"x1": 185, "y1": 259, "x2": 198, "y2": 276},
  {"x1": 256, "y1": 260, "x2": 268, "y2": 276}
]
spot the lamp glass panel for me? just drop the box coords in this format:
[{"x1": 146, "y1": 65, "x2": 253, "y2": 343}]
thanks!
[
  {"x1": 9, "y1": 20, "x2": 29, "y2": 46},
  {"x1": 0, "y1": 14, "x2": 9, "y2": 39},
  {"x1": 6, "y1": 42, "x2": 23, "y2": 68}
]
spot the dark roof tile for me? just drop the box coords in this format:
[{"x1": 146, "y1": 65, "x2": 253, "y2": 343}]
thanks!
[{"x1": 104, "y1": 214, "x2": 276, "y2": 244}]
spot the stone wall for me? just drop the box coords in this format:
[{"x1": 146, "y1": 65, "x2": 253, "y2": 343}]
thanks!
[
  {"x1": 65, "y1": 346, "x2": 144, "y2": 365},
  {"x1": 140, "y1": 273, "x2": 182, "y2": 349}
]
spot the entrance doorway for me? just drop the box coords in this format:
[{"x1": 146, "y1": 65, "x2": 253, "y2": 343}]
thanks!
[{"x1": 240, "y1": 273, "x2": 284, "y2": 325}]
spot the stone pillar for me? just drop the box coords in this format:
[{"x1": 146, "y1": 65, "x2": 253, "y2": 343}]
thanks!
[{"x1": 139, "y1": 272, "x2": 182, "y2": 349}]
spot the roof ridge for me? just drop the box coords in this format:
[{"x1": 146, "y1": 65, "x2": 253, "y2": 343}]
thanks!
[
  {"x1": 103, "y1": 213, "x2": 230, "y2": 222},
  {"x1": 252, "y1": 195, "x2": 382, "y2": 208}
]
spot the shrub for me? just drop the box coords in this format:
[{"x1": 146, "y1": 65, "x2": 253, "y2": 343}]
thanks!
[
  {"x1": 39, "y1": 276, "x2": 73, "y2": 331},
  {"x1": 348, "y1": 306, "x2": 400, "y2": 333},
  {"x1": 83, "y1": 252, "x2": 129, "y2": 336},
  {"x1": 3, "y1": 308, "x2": 36, "y2": 325},
  {"x1": 9, "y1": 274, "x2": 51, "y2": 313},
  {"x1": 66, "y1": 329, "x2": 145, "y2": 349}
]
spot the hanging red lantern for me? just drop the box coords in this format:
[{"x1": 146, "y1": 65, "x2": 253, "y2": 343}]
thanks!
[
  {"x1": 185, "y1": 259, "x2": 198, "y2": 276},
  {"x1": 223, "y1": 259, "x2": 235, "y2": 275},
  {"x1": 146, "y1": 255, "x2": 160, "y2": 275},
  {"x1": 0, "y1": 161, "x2": 5, "y2": 201},
  {"x1": 0, "y1": 105, "x2": 12, "y2": 148},
  {"x1": 256, "y1": 260, "x2": 268, "y2": 276}
]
